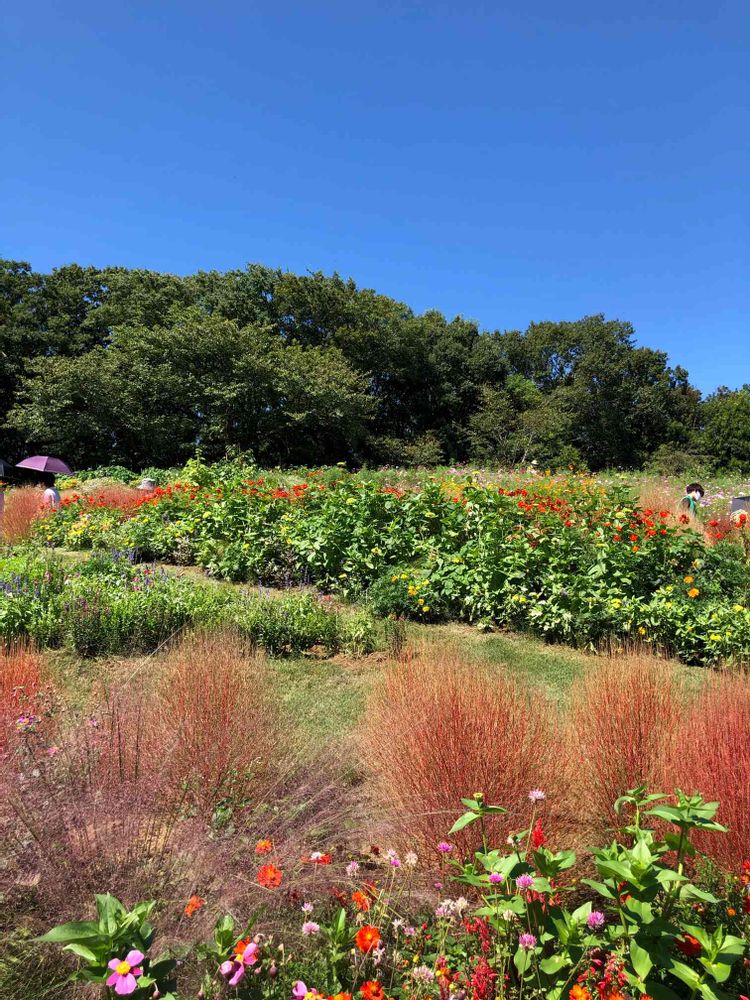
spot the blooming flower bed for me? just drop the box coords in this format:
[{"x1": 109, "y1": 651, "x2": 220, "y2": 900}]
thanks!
[
  {"x1": 40, "y1": 789, "x2": 750, "y2": 999},
  {"x1": 35, "y1": 466, "x2": 750, "y2": 663}
]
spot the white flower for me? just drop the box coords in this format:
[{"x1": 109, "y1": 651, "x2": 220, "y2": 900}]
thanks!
[
  {"x1": 346, "y1": 861, "x2": 360, "y2": 877},
  {"x1": 404, "y1": 851, "x2": 418, "y2": 868}
]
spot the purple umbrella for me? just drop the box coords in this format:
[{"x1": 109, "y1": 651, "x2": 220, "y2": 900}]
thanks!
[{"x1": 16, "y1": 455, "x2": 73, "y2": 475}]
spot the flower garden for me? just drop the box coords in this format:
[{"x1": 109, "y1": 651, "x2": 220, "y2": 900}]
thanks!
[{"x1": 1, "y1": 460, "x2": 750, "y2": 999}]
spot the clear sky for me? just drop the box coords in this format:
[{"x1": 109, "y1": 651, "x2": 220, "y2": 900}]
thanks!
[{"x1": 3, "y1": 1, "x2": 748, "y2": 395}]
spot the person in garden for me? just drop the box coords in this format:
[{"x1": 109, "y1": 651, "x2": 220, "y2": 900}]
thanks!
[
  {"x1": 680, "y1": 482, "x2": 704, "y2": 517},
  {"x1": 40, "y1": 472, "x2": 61, "y2": 510}
]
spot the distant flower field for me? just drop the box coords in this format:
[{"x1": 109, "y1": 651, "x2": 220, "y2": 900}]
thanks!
[{"x1": 28, "y1": 461, "x2": 750, "y2": 664}]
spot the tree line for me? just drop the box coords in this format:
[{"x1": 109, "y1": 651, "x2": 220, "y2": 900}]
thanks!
[{"x1": 1, "y1": 259, "x2": 748, "y2": 472}]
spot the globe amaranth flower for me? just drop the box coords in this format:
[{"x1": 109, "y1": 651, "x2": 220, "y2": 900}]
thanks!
[
  {"x1": 488, "y1": 873, "x2": 504, "y2": 884},
  {"x1": 515, "y1": 874, "x2": 534, "y2": 890},
  {"x1": 437, "y1": 841, "x2": 453, "y2": 853},
  {"x1": 106, "y1": 950, "x2": 145, "y2": 995},
  {"x1": 301, "y1": 921, "x2": 320, "y2": 936},
  {"x1": 346, "y1": 860, "x2": 360, "y2": 877},
  {"x1": 220, "y1": 940, "x2": 260, "y2": 987},
  {"x1": 587, "y1": 911, "x2": 605, "y2": 929},
  {"x1": 528, "y1": 788, "x2": 546, "y2": 802},
  {"x1": 518, "y1": 932, "x2": 537, "y2": 950},
  {"x1": 412, "y1": 965, "x2": 435, "y2": 982}
]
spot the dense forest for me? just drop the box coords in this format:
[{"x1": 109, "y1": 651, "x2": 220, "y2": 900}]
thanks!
[{"x1": 1, "y1": 259, "x2": 748, "y2": 471}]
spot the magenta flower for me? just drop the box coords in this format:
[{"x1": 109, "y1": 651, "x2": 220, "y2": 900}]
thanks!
[
  {"x1": 519, "y1": 932, "x2": 537, "y2": 950},
  {"x1": 293, "y1": 982, "x2": 315, "y2": 1000},
  {"x1": 220, "y1": 941, "x2": 259, "y2": 987},
  {"x1": 515, "y1": 874, "x2": 534, "y2": 890},
  {"x1": 106, "y1": 950, "x2": 144, "y2": 995},
  {"x1": 587, "y1": 911, "x2": 605, "y2": 929},
  {"x1": 488, "y1": 873, "x2": 504, "y2": 884},
  {"x1": 437, "y1": 841, "x2": 453, "y2": 853}
]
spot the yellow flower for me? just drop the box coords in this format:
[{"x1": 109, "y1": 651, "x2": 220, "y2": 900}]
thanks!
[
  {"x1": 709, "y1": 634, "x2": 721, "y2": 641},
  {"x1": 683, "y1": 575, "x2": 694, "y2": 584},
  {"x1": 638, "y1": 627, "x2": 647, "y2": 636},
  {"x1": 422, "y1": 605, "x2": 430, "y2": 612},
  {"x1": 687, "y1": 587, "x2": 700, "y2": 598}
]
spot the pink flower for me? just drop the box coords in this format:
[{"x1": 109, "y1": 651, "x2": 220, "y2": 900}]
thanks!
[
  {"x1": 587, "y1": 911, "x2": 605, "y2": 929},
  {"x1": 437, "y1": 841, "x2": 453, "y2": 853},
  {"x1": 488, "y1": 873, "x2": 504, "y2": 884},
  {"x1": 519, "y1": 932, "x2": 537, "y2": 950},
  {"x1": 302, "y1": 921, "x2": 320, "y2": 936},
  {"x1": 220, "y1": 941, "x2": 259, "y2": 987},
  {"x1": 528, "y1": 789, "x2": 545, "y2": 802},
  {"x1": 106, "y1": 950, "x2": 144, "y2": 995},
  {"x1": 515, "y1": 874, "x2": 534, "y2": 890}
]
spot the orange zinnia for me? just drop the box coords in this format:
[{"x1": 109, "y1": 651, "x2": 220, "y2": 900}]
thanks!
[
  {"x1": 234, "y1": 936, "x2": 252, "y2": 958},
  {"x1": 687, "y1": 587, "x2": 700, "y2": 599},
  {"x1": 184, "y1": 894, "x2": 205, "y2": 917},
  {"x1": 330, "y1": 994, "x2": 353, "y2": 1000},
  {"x1": 569, "y1": 988, "x2": 590, "y2": 1000},
  {"x1": 255, "y1": 838, "x2": 273, "y2": 855},
  {"x1": 352, "y1": 890, "x2": 371, "y2": 912},
  {"x1": 257, "y1": 864, "x2": 283, "y2": 889},
  {"x1": 355, "y1": 925, "x2": 381, "y2": 953},
  {"x1": 360, "y1": 981, "x2": 385, "y2": 1000}
]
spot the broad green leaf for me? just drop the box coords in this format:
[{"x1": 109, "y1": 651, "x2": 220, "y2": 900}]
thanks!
[{"x1": 630, "y1": 939, "x2": 653, "y2": 980}]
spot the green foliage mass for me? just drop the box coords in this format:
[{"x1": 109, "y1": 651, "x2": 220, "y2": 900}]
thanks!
[{"x1": 2, "y1": 258, "x2": 737, "y2": 472}]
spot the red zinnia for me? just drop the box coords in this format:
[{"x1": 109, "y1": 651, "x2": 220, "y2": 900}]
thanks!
[
  {"x1": 355, "y1": 925, "x2": 381, "y2": 953},
  {"x1": 676, "y1": 933, "x2": 701, "y2": 958},
  {"x1": 256, "y1": 864, "x2": 283, "y2": 889}
]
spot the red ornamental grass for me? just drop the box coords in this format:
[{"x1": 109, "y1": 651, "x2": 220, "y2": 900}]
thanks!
[
  {"x1": 0, "y1": 645, "x2": 44, "y2": 758},
  {"x1": 1, "y1": 486, "x2": 45, "y2": 543},
  {"x1": 151, "y1": 632, "x2": 286, "y2": 814},
  {"x1": 568, "y1": 653, "x2": 684, "y2": 833},
  {"x1": 362, "y1": 645, "x2": 561, "y2": 850},
  {"x1": 665, "y1": 672, "x2": 750, "y2": 870}
]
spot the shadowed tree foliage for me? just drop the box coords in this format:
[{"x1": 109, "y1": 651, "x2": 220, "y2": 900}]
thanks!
[{"x1": 0, "y1": 258, "x2": 729, "y2": 471}]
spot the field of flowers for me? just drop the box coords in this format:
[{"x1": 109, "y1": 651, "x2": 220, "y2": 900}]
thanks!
[
  {"x1": 29, "y1": 460, "x2": 750, "y2": 664},
  {"x1": 2, "y1": 635, "x2": 750, "y2": 1000},
  {"x1": 2, "y1": 461, "x2": 750, "y2": 999}
]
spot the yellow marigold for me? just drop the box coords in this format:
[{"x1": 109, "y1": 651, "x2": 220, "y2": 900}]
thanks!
[
  {"x1": 687, "y1": 587, "x2": 700, "y2": 598},
  {"x1": 684, "y1": 575, "x2": 694, "y2": 584}
]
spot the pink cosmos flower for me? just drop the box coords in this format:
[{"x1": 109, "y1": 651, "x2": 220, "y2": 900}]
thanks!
[
  {"x1": 106, "y1": 950, "x2": 144, "y2": 995},
  {"x1": 220, "y1": 941, "x2": 259, "y2": 987}
]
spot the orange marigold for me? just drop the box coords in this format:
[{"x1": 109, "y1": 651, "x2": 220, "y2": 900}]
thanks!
[
  {"x1": 257, "y1": 864, "x2": 283, "y2": 889},
  {"x1": 355, "y1": 925, "x2": 381, "y2": 953},
  {"x1": 687, "y1": 587, "x2": 700, "y2": 599},
  {"x1": 569, "y1": 987, "x2": 591, "y2": 1000},
  {"x1": 255, "y1": 838, "x2": 273, "y2": 855},
  {"x1": 184, "y1": 894, "x2": 205, "y2": 917}
]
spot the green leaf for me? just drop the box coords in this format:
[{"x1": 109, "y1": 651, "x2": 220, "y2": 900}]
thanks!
[
  {"x1": 449, "y1": 811, "x2": 480, "y2": 833},
  {"x1": 540, "y1": 954, "x2": 568, "y2": 975},
  {"x1": 668, "y1": 959, "x2": 701, "y2": 990},
  {"x1": 63, "y1": 943, "x2": 100, "y2": 963},
  {"x1": 38, "y1": 921, "x2": 100, "y2": 943},
  {"x1": 630, "y1": 939, "x2": 653, "y2": 980}
]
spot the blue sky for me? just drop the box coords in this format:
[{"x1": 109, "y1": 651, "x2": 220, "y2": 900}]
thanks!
[{"x1": 3, "y1": 1, "x2": 748, "y2": 394}]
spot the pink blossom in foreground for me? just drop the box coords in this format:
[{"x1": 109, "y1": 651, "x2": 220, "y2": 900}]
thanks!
[{"x1": 106, "y1": 950, "x2": 144, "y2": 995}]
